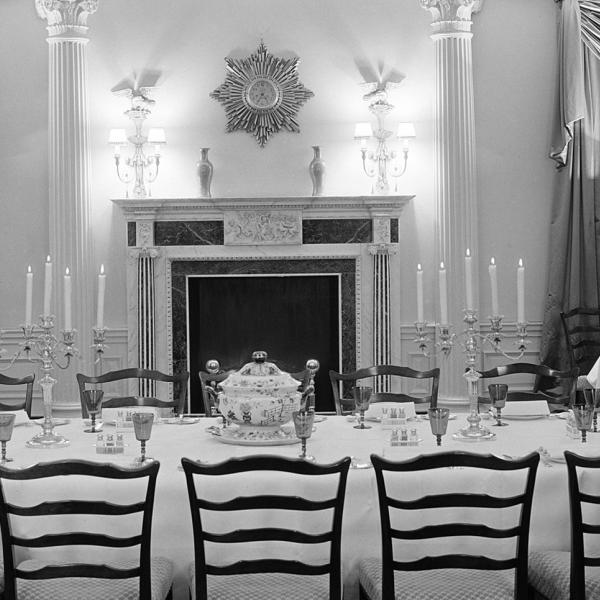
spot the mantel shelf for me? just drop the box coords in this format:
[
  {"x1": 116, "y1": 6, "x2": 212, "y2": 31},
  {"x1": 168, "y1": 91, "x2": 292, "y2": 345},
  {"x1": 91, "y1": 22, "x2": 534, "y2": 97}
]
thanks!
[{"x1": 112, "y1": 194, "x2": 413, "y2": 221}]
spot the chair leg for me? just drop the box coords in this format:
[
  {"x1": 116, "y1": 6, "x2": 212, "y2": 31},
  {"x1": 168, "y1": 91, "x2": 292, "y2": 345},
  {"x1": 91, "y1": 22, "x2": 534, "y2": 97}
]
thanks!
[{"x1": 359, "y1": 583, "x2": 374, "y2": 600}]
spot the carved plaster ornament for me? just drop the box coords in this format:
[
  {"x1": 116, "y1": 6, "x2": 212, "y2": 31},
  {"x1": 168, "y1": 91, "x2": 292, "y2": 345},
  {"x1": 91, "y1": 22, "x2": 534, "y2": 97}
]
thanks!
[
  {"x1": 36, "y1": 0, "x2": 98, "y2": 34},
  {"x1": 224, "y1": 210, "x2": 302, "y2": 245},
  {"x1": 210, "y1": 42, "x2": 314, "y2": 147},
  {"x1": 420, "y1": 0, "x2": 483, "y2": 28}
]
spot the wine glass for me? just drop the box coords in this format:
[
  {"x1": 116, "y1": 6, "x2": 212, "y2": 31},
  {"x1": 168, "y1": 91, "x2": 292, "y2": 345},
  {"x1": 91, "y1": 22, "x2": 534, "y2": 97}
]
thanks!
[
  {"x1": 488, "y1": 384, "x2": 509, "y2": 427},
  {"x1": 0, "y1": 414, "x2": 16, "y2": 463},
  {"x1": 582, "y1": 388, "x2": 600, "y2": 432},
  {"x1": 573, "y1": 404, "x2": 595, "y2": 443},
  {"x1": 83, "y1": 390, "x2": 104, "y2": 433},
  {"x1": 131, "y1": 412, "x2": 154, "y2": 463},
  {"x1": 292, "y1": 411, "x2": 315, "y2": 461},
  {"x1": 353, "y1": 386, "x2": 372, "y2": 430},
  {"x1": 428, "y1": 407, "x2": 450, "y2": 446}
]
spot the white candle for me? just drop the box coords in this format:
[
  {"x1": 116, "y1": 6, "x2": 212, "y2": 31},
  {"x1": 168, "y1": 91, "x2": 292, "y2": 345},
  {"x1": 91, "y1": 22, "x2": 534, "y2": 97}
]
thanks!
[
  {"x1": 439, "y1": 262, "x2": 448, "y2": 325},
  {"x1": 43, "y1": 255, "x2": 52, "y2": 317},
  {"x1": 488, "y1": 257, "x2": 499, "y2": 316},
  {"x1": 416, "y1": 264, "x2": 424, "y2": 323},
  {"x1": 96, "y1": 264, "x2": 106, "y2": 329},
  {"x1": 517, "y1": 258, "x2": 525, "y2": 323},
  {"x1": 63, "y1": 267, "x2": 72, "y2": 331},
  {"x1": 25, "y1": 265, "x2": 33, "y2": 326},
  {"x1": 465, "y1": 248, "x2": 474, "y2": 310}
]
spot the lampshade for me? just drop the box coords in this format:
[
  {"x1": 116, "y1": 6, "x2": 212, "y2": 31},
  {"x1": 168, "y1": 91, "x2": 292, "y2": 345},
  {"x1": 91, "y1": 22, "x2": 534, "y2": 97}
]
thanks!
[
  {"x1": 147, "y1": 128, "x2": 166, "y2": 144},
  {"x1": 108, "y1": 128, "x2": 127, "y2": 145},
  {"x1": 396, "y1": 122, "x2": 416, "y2": 139},
  {"x1": 354, "y1": 122, "x2": 373, "y2": 139}
]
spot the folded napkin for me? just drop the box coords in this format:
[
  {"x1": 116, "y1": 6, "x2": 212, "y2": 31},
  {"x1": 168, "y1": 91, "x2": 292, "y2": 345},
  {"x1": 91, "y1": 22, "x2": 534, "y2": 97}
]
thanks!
[
  {"x1": 12, "y1": 410, "x2": 31, "y2": 426},
  {"x1": 587, "y1": 355, "x2": 600, "y2": 388},
  {"x1": 501, "y1": 400, "x2": 550, "y2": 417},
  {"x1": 364, "y1": 401, "x2": 415, "y2": 420}
]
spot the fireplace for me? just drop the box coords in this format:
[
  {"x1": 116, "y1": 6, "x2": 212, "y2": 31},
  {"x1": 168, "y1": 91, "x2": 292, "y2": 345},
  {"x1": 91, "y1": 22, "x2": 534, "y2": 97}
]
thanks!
[
  {"x1": 185, "y1": 271, "x2": 343, "y2": 412},
  {"x1": 114, "y1": 194, "x2": 412, "y2": 412}
]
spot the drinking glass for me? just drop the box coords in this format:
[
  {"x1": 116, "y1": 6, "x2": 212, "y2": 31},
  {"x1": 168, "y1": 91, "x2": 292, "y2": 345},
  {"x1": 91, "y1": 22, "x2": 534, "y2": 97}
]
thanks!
[
  {"x1": 488, "y1": 384, "x2": 509, "y2": 427},
  {"x1": 582, "y1": 388, "x2": 600, "y2": 432},
  {"x1": 0, "y1": 414, "x2": 16, "y2": 463},
  {"x1": 353, "y1": 386, "x2": 372, "y2": 430},
  {"x1": 83, "y1": 390, "x2": 104, "y2": 433},
  {"x1": 292, "y1": 410, "x2": 315, "y2": 461},
  {"x1": 132, "y1": 412, "x2": 154, "y2": 463},
  {"x1": 428, "y1": 407, "x2": 450, "y2": 446},
  {"x1": 573, "y1": 404, "x2": 595, "y2": 443}
]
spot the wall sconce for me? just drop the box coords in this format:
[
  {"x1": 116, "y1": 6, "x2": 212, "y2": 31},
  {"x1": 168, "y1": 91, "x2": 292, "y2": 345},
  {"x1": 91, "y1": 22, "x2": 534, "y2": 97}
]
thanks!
[
  {"x1": 109, "y1": 97, "x2": 166, "y2": 199},
  {"x1": 354, "y1": 85, "x2": 415, "y2": 194}
]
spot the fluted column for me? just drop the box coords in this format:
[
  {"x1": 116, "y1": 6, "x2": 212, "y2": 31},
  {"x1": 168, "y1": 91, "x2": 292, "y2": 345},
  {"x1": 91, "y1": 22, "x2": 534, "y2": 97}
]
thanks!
[
  {"x1": 369, "y1": 216, "x2": 397, "y2": 393},
  {"x1": 421, "y1": 0, "x2": 483, "y2": 403},
  {"x1": 36, "y1": 0, "x2": 98, "y2": 409}
]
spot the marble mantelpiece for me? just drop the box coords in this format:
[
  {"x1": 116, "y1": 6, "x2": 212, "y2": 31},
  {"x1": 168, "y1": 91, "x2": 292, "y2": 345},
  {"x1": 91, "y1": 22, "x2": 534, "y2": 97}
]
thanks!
[{"x1": 113, "y1": 195, "x2": 413, "y2": 408}]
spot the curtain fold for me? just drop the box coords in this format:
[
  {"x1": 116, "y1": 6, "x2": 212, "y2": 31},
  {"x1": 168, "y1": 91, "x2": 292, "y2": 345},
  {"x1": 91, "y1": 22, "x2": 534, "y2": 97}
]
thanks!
[{"x1": 540, "y1": 0, "x2": 600, "y2": 372}]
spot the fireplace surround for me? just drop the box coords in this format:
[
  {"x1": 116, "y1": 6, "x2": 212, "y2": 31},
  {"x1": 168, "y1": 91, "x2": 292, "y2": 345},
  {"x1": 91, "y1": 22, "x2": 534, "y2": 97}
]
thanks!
[{"x1": 114, "y1": 195, "x2": 412, "y2": 410}]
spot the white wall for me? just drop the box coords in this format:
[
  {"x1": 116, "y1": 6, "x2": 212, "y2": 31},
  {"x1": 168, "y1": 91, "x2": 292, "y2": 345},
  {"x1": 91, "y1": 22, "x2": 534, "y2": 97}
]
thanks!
[{"x1": 0, "y1": 0, "x2": 558, "y2": 343}]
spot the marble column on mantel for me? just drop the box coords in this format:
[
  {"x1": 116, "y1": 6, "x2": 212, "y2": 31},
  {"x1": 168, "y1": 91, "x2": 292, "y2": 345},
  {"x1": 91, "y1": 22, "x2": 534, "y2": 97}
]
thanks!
[
  {"x1": 369, "y1": 216, "x2": 397, "y2": 393},
  {"x1": 420, "y1": 0, "x2": 483, "y2": 404},
  {"x1": 36, "y1": 0, "x2": 98, "y2": 410}
]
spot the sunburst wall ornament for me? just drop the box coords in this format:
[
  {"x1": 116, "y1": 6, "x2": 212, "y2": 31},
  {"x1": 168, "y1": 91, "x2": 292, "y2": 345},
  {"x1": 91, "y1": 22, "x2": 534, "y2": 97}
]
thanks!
[{"x1": 210, "y1": 42, "x2": 314, "y2": 147}]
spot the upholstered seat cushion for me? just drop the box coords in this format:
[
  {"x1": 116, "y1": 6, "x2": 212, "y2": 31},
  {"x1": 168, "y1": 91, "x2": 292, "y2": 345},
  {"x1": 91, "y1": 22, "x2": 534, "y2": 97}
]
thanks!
[
  {"x1": 189, "y1": 562, "x2": 336, "y2": 600},
  {"x1": 529, "y1": 550, "x2": 600, "y2": 600},
  {"x1": 13, "y1": 556, "x2": 173, "y2": 600},
  {"x1": 358, "y1": 556, "x2": 516, "y2": 600}
]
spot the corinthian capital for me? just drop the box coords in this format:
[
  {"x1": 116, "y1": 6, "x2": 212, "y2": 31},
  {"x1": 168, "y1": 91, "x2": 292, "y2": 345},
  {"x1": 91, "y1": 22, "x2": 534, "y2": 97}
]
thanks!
[
  {"x1": 420, "y1": 0, "x2": 483, "y2": 34},
  {"x1": 36, "y1": 0, "x2": 99, "y2": 36}
]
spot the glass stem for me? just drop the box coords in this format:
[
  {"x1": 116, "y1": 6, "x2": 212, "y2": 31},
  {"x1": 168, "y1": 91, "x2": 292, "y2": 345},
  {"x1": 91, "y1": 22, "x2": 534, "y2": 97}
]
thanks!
[
  {"x1": 360, "y1": 410, "x2": 365, "y2": 429},
  {"x1": 1, "y1": 442, "x2": 6, "y2": 462},
  {"x1": 141, "y1": 440, "x2": 146, "y2": 462},
  {"x1": 91, "y1": 414, "x2": 96, "y2": 433},
  {"x1": 301, "y1": 438, "x2": 307, "y2": 458}
]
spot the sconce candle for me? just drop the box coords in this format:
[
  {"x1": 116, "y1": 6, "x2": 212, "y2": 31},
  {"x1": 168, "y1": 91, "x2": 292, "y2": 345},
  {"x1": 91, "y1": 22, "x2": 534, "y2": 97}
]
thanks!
[
  {"x1": 517, "y1": 258, "x2": 525, "y2": 323},
  {"x1": 465, "y1": 249, "x2": 474, "y2": 310},
  {"x1": 96, "y1": 265, "x2": 106, "y2": 329},
  {"x1": 25, "y1": 266, "x2": 33, "y2": 327},
  {"x1": 43, "y1": 255, "x2": 52, "y2": 317},
  {"x1": 416, "y1": 264, "x2": 424, "y2": 323},
  {"x1": 489, "y1": 257, "x2": 499, "y2": 316},
  {"x1": 439, "y1": 262, "x2": 448, "y2": 325},
  {"x1": 63, "y1": 267, "x2": 72, "y2": 331}
]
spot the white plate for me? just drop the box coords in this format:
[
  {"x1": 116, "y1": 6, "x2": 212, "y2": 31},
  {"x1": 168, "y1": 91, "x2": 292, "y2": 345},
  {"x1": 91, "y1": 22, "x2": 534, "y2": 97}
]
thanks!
[
  {"x1": 31, "y1": 418, "x2": 70, "y2": 427},
  {"x1": 500, "y1": 414, "x2": 549, "y2": 421},
  {"x1": 162, "y1": 417, "x2": 202, "y2": 425},
  {"x1": 420, "y1": 413, "x2": 458, "y2": 421},
  {"x1": 207, "y1": 425, "x2": 300, "y2": 446}
]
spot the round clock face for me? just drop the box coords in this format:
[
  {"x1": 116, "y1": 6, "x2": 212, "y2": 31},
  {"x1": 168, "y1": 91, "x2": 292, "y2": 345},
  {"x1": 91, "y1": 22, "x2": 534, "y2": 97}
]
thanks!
[{"x1": 245, "y1": 78, "x2": 280, "y2": 110}]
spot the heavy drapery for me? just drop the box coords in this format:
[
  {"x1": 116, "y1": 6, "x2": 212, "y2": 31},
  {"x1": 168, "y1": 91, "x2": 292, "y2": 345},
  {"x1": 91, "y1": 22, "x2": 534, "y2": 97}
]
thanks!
[{"x1": 539, "y1": 0, "x2": 600, "y2": 371}]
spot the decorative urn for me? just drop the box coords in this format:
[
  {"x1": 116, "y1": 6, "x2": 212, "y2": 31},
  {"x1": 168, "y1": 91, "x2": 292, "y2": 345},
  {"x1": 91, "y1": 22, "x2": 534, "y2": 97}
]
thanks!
[{"x1": 217, "y1": 351, "x2": 303, "y2": 430}]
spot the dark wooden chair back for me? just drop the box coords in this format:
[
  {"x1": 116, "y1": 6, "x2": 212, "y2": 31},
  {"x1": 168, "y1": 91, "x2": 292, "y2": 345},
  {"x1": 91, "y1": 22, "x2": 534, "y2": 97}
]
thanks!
[
  {"x1": 477, "y1": 362, "x2": 578, "y2": 411},
  {"x1": 329, "y1": 365, "x2": 440, "y2": 415},
  {"x1": 561, "y1": 307, "x2": 600, "y2": 374},
  {"x1": 565, "y1": 450, "x2": 600, "y2": 599},
  {"x1": 370, "y1": 451, "x2": 540, "y2": 600},
  {"x1": 181, "y1": 454, "x2": 351, "y2": 600},
  {"x1": 76, "y1": 368, "x2": 189, "y2": 418},
  {"x1": 0, "y1": 459, "x2": 160, "y2": 599},
  {"x1": 0, "y1": 373, "x2": 35, "y2": 417},
  {"x1": 199, "y1": 368, "x2": 310, "y2": 416}
]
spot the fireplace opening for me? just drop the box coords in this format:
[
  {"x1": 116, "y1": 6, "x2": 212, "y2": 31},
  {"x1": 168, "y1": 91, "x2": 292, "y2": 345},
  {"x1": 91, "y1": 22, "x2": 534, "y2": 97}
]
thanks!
[{"x1": 187, "y1": 274, "x2": 341, "y2": 412}]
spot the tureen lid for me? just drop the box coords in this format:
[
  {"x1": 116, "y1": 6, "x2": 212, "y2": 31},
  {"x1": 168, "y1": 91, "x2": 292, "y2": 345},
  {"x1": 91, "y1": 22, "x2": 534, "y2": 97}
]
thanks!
[{"x1": 220, "y1": 351, "x2": 300, "y2": 389}]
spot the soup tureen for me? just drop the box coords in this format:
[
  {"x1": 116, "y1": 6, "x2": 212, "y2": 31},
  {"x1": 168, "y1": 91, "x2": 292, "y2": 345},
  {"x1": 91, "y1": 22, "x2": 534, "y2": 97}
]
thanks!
[{"x1": 217, "y1": 351, "x2": 305, "y2": 432}]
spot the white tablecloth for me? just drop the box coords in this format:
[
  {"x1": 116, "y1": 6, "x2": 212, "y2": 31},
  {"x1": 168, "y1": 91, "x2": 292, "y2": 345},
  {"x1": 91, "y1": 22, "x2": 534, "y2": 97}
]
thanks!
[{"x1": 3, "y1": 413, "x2": 592, "y2": 599}]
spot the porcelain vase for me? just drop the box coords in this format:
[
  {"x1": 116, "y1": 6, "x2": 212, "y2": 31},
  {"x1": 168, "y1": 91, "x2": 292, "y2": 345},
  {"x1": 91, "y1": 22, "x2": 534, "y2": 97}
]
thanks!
[
  {"x1": 309, "y1": 146, "x2": 325, "y2": 197},
  {"x1": 196, "y1": 148, "x2": 213, "y2": 198}
]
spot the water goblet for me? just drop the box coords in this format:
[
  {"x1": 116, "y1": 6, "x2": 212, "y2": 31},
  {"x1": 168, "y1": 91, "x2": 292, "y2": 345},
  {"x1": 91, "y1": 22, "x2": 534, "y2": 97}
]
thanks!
[
  {"x1": 582, "y1": 388, "x2": 600, "y2": 432},
  {"x1": 353, "y1": 386, "x2": 372, "y2": 430},
  {"x1": 83, "y1": 390, "x2": 104, "y2": 433},
  {"x1": 292, "y1": 410, "x2": 315, "y2": 461},
  {"x1": 131, "y1": 412, "x2": 154, "y2": 463},
  {"x1": 428, "y1": 408, "x2": 450, "y2": 446},
  {"x1": 0, "y1": 414, "x2": 16, "y2": 463},
  {"x1": 573, "y1": 404, "x2": 595, "y2": 443},
  {"x1": 488, "y1": 384, "x2": 509, "y2": 427}
]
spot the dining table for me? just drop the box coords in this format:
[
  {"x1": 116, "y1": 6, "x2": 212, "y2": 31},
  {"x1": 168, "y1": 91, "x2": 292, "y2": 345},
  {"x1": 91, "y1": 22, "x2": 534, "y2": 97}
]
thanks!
[{"x1": 1, "y1": 410, "x2": 596, "y2": 599}]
